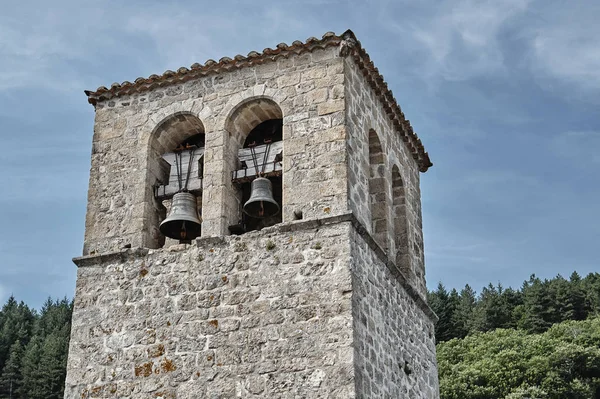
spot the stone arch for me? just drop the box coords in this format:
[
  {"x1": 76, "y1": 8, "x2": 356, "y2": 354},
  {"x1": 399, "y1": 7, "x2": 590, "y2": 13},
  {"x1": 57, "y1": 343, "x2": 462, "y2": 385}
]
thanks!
[
  {"x1": 144, "y1": 112, "x2": 206, "y2": 248},
  {"x1": 368, "y1": 129, "x2": 388, "y2": 251},
  {"x1": 392, "y1": 165, "x2": 410, "y2": 279},
  {"x1": 225, "y1": 97, "x2": 283, "y2": 148},
  {"x1": 217, "y1": 86, "x2": 289, "y2": 133},
  {"x1": 149, "y1": 111, "x2": 205, "y2": 154},
  {"x1": 222, "y1": 98, "x2": 284, "y2": 234}
]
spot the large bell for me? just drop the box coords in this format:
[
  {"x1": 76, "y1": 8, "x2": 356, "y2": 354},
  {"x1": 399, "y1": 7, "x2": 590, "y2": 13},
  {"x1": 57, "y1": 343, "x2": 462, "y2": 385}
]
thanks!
[
  {"x1": 243, "y1": 177, "x2": 280, "y2": 218},
  {"x1": 160, "y1": 192, "x2": 202, "y2": 240}
]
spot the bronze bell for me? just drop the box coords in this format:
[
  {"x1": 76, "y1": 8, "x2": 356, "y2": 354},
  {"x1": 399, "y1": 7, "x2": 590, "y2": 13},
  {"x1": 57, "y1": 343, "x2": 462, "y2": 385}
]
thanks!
[
  {"x1": 160, "y1": 192, "x2": 202, "y2": 240},
  {"x1": 243, "y1": 177, "x2": 279, "y2": 218}
]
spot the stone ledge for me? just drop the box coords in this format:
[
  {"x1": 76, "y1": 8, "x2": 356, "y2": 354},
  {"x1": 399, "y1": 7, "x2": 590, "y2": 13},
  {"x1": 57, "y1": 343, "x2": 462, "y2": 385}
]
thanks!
[
  {"x1": 73, "y1": 214, "x2": 355, "y2": 264},
  {"x1": 72, "y1": 247, "x2": 149, "y2": 267},
  {"x1": 195, "y1": 213, "x2": 354, "y2": 249}
]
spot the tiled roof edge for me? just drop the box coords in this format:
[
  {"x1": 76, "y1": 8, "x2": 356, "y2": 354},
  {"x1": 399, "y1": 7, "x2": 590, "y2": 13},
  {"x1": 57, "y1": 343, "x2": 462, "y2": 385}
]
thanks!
[
  {"x1": 84, "y1": 32, "x2": 342, "y2": 105},
  {"x1": 84, "y1": 30, "x2": 432, "y2": 171}
]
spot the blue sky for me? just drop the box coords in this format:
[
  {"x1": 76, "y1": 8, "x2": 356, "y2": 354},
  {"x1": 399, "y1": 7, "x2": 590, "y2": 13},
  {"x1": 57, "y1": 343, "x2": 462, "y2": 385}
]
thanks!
[{"x1": 0, "y1": 0, "x2": 598, "y2": 309}]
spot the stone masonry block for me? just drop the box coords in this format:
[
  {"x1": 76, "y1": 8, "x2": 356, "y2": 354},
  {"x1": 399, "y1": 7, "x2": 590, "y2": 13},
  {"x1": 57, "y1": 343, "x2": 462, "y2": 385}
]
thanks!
[
  {"x1": 277, "y1": 72, "x2": 301, "y2": 88},
  {"x1": 306, "y1": 87, "x2": 329, "y2": 104},
  {"x1": 318, "y1": 99, "x2": 345, "y2": 116}
]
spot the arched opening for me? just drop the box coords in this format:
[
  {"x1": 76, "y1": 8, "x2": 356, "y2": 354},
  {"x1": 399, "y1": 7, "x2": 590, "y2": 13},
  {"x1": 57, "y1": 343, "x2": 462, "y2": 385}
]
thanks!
[
  {"x1": 368, "y1": 129, "x2": 388, "y2": 251},
  {"x1": 146, "y1": 112, "x2": 205, "y2": 248},
  {"x1": 225, "y1": 98, "x2": 283, "y2": 235},
  {"x1": 392, "y1": 165, "x2": 410, "y2": 279}
]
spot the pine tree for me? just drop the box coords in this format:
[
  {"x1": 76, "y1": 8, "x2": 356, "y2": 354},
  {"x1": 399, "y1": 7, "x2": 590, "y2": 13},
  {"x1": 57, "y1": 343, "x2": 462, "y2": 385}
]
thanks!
[
  {"x1": 520, "y1": 275, "x2": 554, "y2": 333},
  {"x1": 21, "y1": 336, "x2": 44, "y2": 399},
  {"x1": 549, "y1": 275, "x2": 571, "y2": 324},
  {"x1": 429, "y1": 283, "x2": 460, "y2": 342},
  {"x1": 581, "y1": 272, "x2": 600, "y2": 316},
  {"x1": 501, "y1": 286, "x2": 523, "y2": 329},
  {"x1": 568, "y1": 271, "x2": 588, "y2": 321},
  {"x1": 0, "y1": 340, "x2": 24, "y2": 398},
  {"x1": 476, "y1": 283, "x2": 516, "y2": 331},
  {"x1": 0, "y1": 296, "x2": 19, "y2": 372},
  {"x1": 38, "y1": 333, "x2": 68, "y2": 399},
  {"x1": 0, "y1": 297, "x2": 35, "y2": 374},
  {"x1": 37, "y1": 297, "x2": 72, "y2": 338},
  {"x1": 451, "y1": 284, "x2": 476, "y2": 339}
]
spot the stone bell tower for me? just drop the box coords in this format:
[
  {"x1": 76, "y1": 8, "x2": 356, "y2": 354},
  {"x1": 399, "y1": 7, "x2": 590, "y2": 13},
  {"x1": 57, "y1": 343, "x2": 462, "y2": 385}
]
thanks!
[{"x1": 65, "y1": 30, "x2": 439, "y2": 398}]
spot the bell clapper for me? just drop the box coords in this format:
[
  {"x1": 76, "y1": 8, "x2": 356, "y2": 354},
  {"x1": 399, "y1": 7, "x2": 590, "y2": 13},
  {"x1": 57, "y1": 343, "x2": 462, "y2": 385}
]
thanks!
[{"x1": 180, "y1": 221, "x2": 187, "y2": 240}]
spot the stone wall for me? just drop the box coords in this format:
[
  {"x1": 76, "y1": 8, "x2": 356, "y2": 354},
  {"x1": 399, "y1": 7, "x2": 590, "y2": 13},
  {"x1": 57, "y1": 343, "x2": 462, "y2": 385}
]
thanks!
[
  {"x1": 66, "y1": 219, "x2": 355, "y2": 398},
  {"x1": 350, "y1": 227, "x2": 439, "y2": 398},
  {"x1": 343, "y1": 58, "x2": 427, "y2": 298},
  {"x1": 84, "y1": 46, "x2": 349, "y2": 255}
]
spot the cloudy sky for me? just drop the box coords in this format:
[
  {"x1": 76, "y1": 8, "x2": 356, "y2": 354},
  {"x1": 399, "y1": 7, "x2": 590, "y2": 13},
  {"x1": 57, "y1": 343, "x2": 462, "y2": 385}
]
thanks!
[{"x1": 0, "y1": 0, "x2": 598, "y2": 309}]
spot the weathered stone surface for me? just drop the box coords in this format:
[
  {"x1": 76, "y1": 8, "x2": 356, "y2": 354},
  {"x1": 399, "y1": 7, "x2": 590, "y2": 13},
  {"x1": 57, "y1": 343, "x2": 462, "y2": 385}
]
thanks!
[
  {"x1": 66, "y1": 221, "x2": 354, "y2": 398},
  {"x1": 350, "y1": 227, "x2": 439, "y2": 398}
]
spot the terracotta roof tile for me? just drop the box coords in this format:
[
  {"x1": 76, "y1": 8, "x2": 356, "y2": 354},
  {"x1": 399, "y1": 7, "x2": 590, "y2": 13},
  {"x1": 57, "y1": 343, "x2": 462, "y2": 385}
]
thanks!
[{"x1": 84, "y1": 30, "x2": 432, "y2": 171}]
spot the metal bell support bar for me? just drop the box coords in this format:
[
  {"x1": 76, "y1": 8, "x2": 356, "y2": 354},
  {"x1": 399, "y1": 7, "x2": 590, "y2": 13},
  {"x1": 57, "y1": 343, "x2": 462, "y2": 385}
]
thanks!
[
  {"x1": 243, "y1": 177, "x2": 280, "y2": 218},
  {"x1": 160, "y1": 192, "x2": 202, "y2": 240}
]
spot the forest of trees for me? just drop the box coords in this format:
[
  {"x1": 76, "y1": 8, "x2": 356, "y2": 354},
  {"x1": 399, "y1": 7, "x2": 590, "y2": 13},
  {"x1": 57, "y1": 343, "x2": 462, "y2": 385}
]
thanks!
[
  {"x1": 428, "y1": 272, "x2": 600, "y2": 342},
  {"x1": 431, "y1": 272, "x2": 600, "y2": 398},
  {"x1": 0, "y1": 297, "x2": 72, "y2": 399}
]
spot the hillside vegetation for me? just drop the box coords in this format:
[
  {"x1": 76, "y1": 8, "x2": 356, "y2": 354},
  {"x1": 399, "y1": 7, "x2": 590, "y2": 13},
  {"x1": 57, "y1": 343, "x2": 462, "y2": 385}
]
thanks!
[
  {"x1": 438, "y1": 317, "x2": 600, "y2": 398},
  {"x1": 431, "y1": 272, "x2": 600, "y2": 398}
]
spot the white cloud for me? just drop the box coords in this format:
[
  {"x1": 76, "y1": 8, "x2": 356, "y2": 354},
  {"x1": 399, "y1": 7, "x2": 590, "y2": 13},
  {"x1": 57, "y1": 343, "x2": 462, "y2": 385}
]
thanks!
[
  {"x1": 528, "y1": 3, "x2": 600, "y2": 92},
  {"x1": 123, "y1": 4, "x2": 310, "y2": 73},
  {"x1": 125, "y1": 12, "x2": 221, "y2": 70},
  {"x1": 376, "y1": 0, "x2": 600, "y2": 94},
  {"x1": 0, "y1": 2, "x2": 117, "y2": 91},
  {"x1": 0, "y1": 25, "x2": 73, "y2": 91},
  {"x1": 381, "y1": 0, "x2": 531, "y2": 82}
]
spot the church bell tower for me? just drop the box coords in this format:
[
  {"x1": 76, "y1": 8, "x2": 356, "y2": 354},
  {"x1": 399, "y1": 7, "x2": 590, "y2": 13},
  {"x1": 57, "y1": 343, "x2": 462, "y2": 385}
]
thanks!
[{"x1": 65, "y1": 30, "x2": 439, "y2": 398}]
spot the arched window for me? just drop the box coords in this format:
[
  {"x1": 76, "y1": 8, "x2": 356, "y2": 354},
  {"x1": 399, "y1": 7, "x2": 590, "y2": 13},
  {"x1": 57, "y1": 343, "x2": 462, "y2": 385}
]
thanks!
[
  {"x1": 368, "y1": 129, "x2": 388, "y2": 251},
  {"x1": 146, "y1": 112, "x2": 205, "y2": 248},
  {"x1": 392, "y1": 165, "x2": 410, "y2": 279},
  {"x1": 224, "y1": 98, "x2": 284, "y2": 234}
]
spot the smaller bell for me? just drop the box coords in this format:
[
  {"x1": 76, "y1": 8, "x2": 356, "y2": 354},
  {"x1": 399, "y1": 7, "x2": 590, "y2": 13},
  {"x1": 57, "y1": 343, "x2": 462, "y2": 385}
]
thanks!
[
  {"x1": 160, "y1": 192, "x2": 202, "y2": 240},
  {"x1": 243, "y1": 177, "x2": 280, "y2": 218}
]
